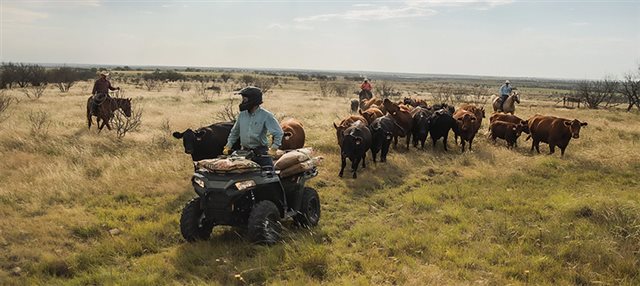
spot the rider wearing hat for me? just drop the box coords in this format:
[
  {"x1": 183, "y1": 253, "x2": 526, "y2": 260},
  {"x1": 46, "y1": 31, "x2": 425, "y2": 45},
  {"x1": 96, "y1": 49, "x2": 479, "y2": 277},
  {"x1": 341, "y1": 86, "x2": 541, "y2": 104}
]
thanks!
[
  {"x1": 498, "y1": 80, "x2": 516, "y2": 112},
  {"x1": 91, "y1": 71, "x2": 120, "y2": 115},
  {"x1": 223, "y1": 86, "x2": 283, "y2": 167}
]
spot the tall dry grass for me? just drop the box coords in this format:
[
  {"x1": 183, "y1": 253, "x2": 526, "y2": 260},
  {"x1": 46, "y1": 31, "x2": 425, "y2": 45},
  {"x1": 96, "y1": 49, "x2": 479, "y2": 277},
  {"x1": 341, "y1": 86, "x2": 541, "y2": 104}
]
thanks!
[{"x1": 0, "y1": 77, "x2": 639, "y2": 285}]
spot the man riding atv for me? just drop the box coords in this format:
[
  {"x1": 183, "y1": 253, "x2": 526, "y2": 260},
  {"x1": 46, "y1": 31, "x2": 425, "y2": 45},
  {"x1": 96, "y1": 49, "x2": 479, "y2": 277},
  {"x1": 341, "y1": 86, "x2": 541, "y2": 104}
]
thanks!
[{"x1": 223, "y1": 86, "x2": 283, "y2": 167}]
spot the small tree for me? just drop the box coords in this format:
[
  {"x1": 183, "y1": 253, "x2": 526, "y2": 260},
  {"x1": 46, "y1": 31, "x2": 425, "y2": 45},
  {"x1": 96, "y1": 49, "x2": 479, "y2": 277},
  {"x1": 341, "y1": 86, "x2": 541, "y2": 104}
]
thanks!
[
  {"x1": 220, "y1": 73, "x2": 233, "y2": 83},
  {"x1": 143, "y1": 79, "x2": 163, "y2": 92},
  {"x1": 620, "y1": 66, "x2": 640, "y2": 111},
  {"x1": 195, "y1": 81, "x2": 214, "y2": 102},
  {"x1": 27, "y1": 109, "x2": 51, "y2": 137},
  {"x1": 47, "y1": 67, "x2": 93, "y2": 92},
  {"x1": 21, "y1": 84, "x2": 48, "y2": 100},
  {"x1": 215, "y1": 96, "x2": 239, "y2": 122},
  {"x1": 111, "y1": 101, "x2": 143, "y2": 139},
  {"x1": 240, "y1": 75, "x2": 255, "y2": 86},
  {"x1": 319, "y1": 81, "x2": 332, "y2": 97},
  {"x1": 0, "y1": 90, "x2": 14, "y2": 122},
  {"x1": 331, "y1": 82, "x2": 350, "y2": 97},
  {"x1": 575, "y1": 78, "x2": 619, "y2": 109},
  {"x1": 255, "y1": 77, "x2": 278, "y2": 94},
  {"x1": 375, "y1": 81, "x2": 401, "y2": 98},
  {"x1": 179, "y1": 81, "x2": 192, "y2": 92}
]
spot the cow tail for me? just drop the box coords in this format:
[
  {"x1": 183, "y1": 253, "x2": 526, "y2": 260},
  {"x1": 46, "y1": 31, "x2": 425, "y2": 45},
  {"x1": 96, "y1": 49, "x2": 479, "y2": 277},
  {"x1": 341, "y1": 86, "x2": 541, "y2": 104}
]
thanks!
[{"x1": 525, "y1": 135, "x2": 531, "y2": 141}]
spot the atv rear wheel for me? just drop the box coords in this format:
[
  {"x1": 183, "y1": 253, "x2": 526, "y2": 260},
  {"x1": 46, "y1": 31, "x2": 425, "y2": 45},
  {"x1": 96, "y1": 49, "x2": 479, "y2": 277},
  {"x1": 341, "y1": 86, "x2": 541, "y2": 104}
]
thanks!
[
  {"x1": 248, "y1": 200, "x2": 282, "y2": 245},
  {"x1": 294, "y1": 187, "x2": 321, "y2": 227},
  {"x1": 180, "y1": 197, "x2": 214, "y2": 242}
]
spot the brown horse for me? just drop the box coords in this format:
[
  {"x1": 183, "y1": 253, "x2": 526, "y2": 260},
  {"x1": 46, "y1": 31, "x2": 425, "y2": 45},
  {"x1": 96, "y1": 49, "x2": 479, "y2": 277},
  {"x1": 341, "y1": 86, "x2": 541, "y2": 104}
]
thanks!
[{"x1": 86, "y1": 96, "x2": 132, "y2": 132}]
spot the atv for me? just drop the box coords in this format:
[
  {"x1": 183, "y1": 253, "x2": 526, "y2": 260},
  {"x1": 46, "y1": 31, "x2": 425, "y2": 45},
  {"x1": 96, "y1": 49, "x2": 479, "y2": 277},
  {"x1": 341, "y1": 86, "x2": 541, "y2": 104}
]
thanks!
[{"x1": 180, "y1": 150, "x2": 321, "y2": 244}]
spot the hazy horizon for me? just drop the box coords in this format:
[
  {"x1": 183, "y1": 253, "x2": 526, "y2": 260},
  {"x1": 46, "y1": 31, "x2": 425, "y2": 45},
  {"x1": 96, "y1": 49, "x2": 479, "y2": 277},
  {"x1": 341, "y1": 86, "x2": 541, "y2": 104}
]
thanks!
[{"x1": 1, "y1": 0, "x2": 639, "y2": 80}]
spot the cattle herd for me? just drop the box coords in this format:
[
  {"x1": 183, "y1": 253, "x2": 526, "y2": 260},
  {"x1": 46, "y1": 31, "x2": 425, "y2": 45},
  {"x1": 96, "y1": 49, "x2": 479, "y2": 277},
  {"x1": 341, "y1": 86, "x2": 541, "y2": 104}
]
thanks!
[
  {"x1": 334, "y1": 96, "x2": 588, "y2": 178},
  {"x1": 171, "y1": 95, "x2": 588, "y2": 179}
]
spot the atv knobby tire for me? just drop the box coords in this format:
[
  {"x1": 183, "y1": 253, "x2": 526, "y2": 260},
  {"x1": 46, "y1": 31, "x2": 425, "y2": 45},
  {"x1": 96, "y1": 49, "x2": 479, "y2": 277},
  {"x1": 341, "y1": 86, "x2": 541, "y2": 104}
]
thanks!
[
  {"x1": 180, "y1": 197, "x2": 214, "y2": 242},
  {"x1": 294, "y1": 187, "x2": 321, "y2": 227},
  {"x1": 248, "y1": 200, "x2": 282, "y2": 244}
]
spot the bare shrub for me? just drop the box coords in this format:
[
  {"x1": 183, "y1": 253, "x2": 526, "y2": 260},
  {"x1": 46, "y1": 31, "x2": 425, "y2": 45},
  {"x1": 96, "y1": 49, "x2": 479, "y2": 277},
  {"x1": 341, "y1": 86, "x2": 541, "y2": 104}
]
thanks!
[
  {"x1": 27, "y1": 109, "x2": 51, "y2": 137},
  {"x1": 220, "y1": 73, "x2": 233, "y2": 83},
  {"x1": 0, "y1": 91, "x2": 14, "y2": 122},
  {"x1": 21, "y1": 84, "x2": 48, "y2": 100},
  {"x1": 215, "y1": 96, "x2": 239, "y2": 122},
  {"x1": 144, "y1": 79, "x2": 163, "y2": 92},
  {"x1": 620, "y1": 66, "x2": 640, "y2": 111},
  {"x1": 179, "y1": 81, "x2": 191, "y2": 92},
  {"x1": 375, "y1": 81, "x2": 401, "y2": 98},
  {"x1": 467, "y1": 85, "x2": 491, "y2": 105},
  {"x1": 431, "y1": 84, "x2": 459, "y2": 105},
  {"x1": 319, "y1": 81, "x2": 332, "y2": 97},
  {"x1": 331, "y1": 82, "x2": 351, "y2": 97},
  {"x1": 153, "y1": 118, "x2": 173, "y2": 149},
  {"x1": 195, "y1": 81, "x2": 215, "y2": 102},
  {"x1": 575, "y1": 78, "x2": 619, "y2": 109},
  {"x1": 240, "y1": 75, "x2": 255, "y2": 86},
  {"x1": 255, "y1": 77, "x2": 278, "y2": 94},
  {"x1": 111, "y1": 101, "x2": 143, "y2": 139}
]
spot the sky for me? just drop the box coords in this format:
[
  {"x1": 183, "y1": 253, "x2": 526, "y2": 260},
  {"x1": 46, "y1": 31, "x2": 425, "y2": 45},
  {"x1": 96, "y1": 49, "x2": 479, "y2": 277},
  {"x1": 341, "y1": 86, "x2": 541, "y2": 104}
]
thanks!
[{"x1": 1, "y1": 0, "x2": 639, "y2": 79}]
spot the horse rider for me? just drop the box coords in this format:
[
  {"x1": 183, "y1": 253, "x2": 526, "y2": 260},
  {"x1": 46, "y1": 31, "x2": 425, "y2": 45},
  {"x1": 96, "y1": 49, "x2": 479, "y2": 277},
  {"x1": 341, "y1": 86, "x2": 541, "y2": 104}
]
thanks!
[
  {"x1": 90, "y1": 71, "x2": 120, "y2": 115},
  {"x1": 223, "y1": 86, "x2": 283, "y2": 167},
  {"x1": 498, "y1": 80, "x2": 516, "y2": 111},
  {"x1": 360, "y1": 79, "x2": 373, "y2": 100}
]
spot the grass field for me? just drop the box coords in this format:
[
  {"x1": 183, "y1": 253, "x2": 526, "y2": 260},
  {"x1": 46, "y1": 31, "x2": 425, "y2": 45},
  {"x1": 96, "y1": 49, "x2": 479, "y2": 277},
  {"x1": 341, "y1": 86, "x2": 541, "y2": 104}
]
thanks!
[{"x1": 0, "y1": 77, "x2": 639, "y2": 285}]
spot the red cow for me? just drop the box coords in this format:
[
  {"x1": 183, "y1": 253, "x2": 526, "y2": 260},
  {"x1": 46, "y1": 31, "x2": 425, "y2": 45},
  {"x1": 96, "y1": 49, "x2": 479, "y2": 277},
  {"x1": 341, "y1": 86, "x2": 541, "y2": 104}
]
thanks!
[
  {"x1": 489, "y1": 120, "x2": 526, "y2": 148},
  {"x1": 527, "y1": 114, "x2": 588, "y2": 156},
  {"x1": 452, "y1": 109, "x2": 478, "y2": 152},
  {"x1": 279, "y1": 118, "x2": 305, "y2": 150}
]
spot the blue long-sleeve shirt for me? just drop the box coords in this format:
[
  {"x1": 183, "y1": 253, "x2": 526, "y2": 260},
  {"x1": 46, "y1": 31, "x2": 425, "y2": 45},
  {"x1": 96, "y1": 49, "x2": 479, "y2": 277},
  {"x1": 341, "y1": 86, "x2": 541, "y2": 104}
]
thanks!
[
  {"x1": 499, "y1": 84, "x2": 512, "y2": 96},
  {"x1": 226, "y1": 107, "x2": 283, "y2": 150}
]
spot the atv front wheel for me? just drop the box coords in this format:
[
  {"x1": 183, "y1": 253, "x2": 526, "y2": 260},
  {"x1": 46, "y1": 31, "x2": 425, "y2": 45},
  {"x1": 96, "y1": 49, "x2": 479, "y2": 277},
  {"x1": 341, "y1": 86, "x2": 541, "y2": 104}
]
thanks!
[
  {"x1": 248, "y1": 200, "x2": 282, "y2": 244},
  {"x1": 180, "y1": 197, "x2": 214, "y2": 242},
  {"x1": 294, "y1": 187, "x2": 321, "y2": 227}
]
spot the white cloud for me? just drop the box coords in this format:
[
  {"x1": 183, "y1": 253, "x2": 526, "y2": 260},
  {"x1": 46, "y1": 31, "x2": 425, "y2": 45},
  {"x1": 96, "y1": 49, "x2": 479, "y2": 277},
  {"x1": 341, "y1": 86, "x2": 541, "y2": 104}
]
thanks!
[
  {"x1": 407, "y1": 0, "x2": 513, "y2": 8},
  {"x1": 294, "y1": 6, "x2": 437, "y2": 22},
  {"x1": 0, "y1": 6, "x2": 48, "y2": 23},
  {"x1": 294, "y1": 0, "x2": 511, "y2": 23},
  {"x1": 268, "y1": 23, "x2": 314, "y2": 30}
]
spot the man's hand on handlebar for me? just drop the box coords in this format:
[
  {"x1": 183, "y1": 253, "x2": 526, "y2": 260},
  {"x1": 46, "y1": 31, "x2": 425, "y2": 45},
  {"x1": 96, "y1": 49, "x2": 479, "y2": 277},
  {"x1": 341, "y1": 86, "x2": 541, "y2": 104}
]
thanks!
[
  {"x1": 268, "y1": 148, "x2": 277, "y2": 157},
  {"x1": 223, "y1": 146, "x2": 232, "y2": 155}
]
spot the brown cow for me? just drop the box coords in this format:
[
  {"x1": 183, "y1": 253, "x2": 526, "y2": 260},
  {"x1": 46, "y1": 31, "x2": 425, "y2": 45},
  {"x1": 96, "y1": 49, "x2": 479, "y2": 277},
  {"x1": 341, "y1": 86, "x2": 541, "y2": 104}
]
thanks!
[
  {"x1": 279, "y1": 118, "x2": 305, "y2": 150},
  {"x1": 489, "y1": 120, "x2": 526, "y2": 148},
  {"x1": 333, "y1": 115, "x2": 367, "y2": 147},
  {"x1": 361, "y1": 97, "x2": 383, "y2": 111},
  {"x1": 359, "y1": 107, "x2": 384, "y2": 126},
  {"x1": 403, "y1": 97, "x2": 429, "y2": 108},
  {"x1": 460, "y1": 104, "x2": 485, "y2": 129},
  {"x1": 527, "y1": 114, "x2": 588, "y2": 156},
  {"x1": 452, "y1": 109, "x2": 478, "y2": 152},
  {"x1": 490, "y1": 112, "x2": 529, "y2": 134},
  {"x1": 383, "y1": 98, "x2": 413, "y2": 149}
]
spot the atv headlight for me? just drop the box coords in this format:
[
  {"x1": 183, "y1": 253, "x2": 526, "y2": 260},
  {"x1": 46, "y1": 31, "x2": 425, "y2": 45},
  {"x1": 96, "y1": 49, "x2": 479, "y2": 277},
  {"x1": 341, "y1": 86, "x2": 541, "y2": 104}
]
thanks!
[
  {"x1": 193, "y1": 177, "x2": 205, "y2": 188},
  {"x1": 235, "y1": 180, "x2": 256, "y2": 191}
]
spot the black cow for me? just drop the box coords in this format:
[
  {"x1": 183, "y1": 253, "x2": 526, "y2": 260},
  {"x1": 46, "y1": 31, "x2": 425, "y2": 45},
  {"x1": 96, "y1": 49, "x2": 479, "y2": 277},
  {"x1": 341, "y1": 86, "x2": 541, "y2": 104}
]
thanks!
[
  {"x1": 411, "y1": 107, "x2": 432, "y2": 149},
  {"x1": 172, "y1": 121, "x2": 239, "y2": 161},
  {"x1": 370, "y1": 115, "x2": 404, "y2": 162},
  {"x1": 339, "y1": 120, "x2": 372, "y2": 179},
  {"x1": 431, "y1": 103, "x2": 455, "y2": 115},
  {"x1": 427, "y1": 109, "x2": 459, "y2": 151}
]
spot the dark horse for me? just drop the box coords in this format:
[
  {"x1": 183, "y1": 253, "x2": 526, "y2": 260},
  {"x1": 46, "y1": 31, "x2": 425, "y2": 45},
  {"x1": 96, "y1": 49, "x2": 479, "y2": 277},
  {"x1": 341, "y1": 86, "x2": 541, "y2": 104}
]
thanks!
[{"x1": 86, "y1": 96, "x2": 132, "y2": 132}]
